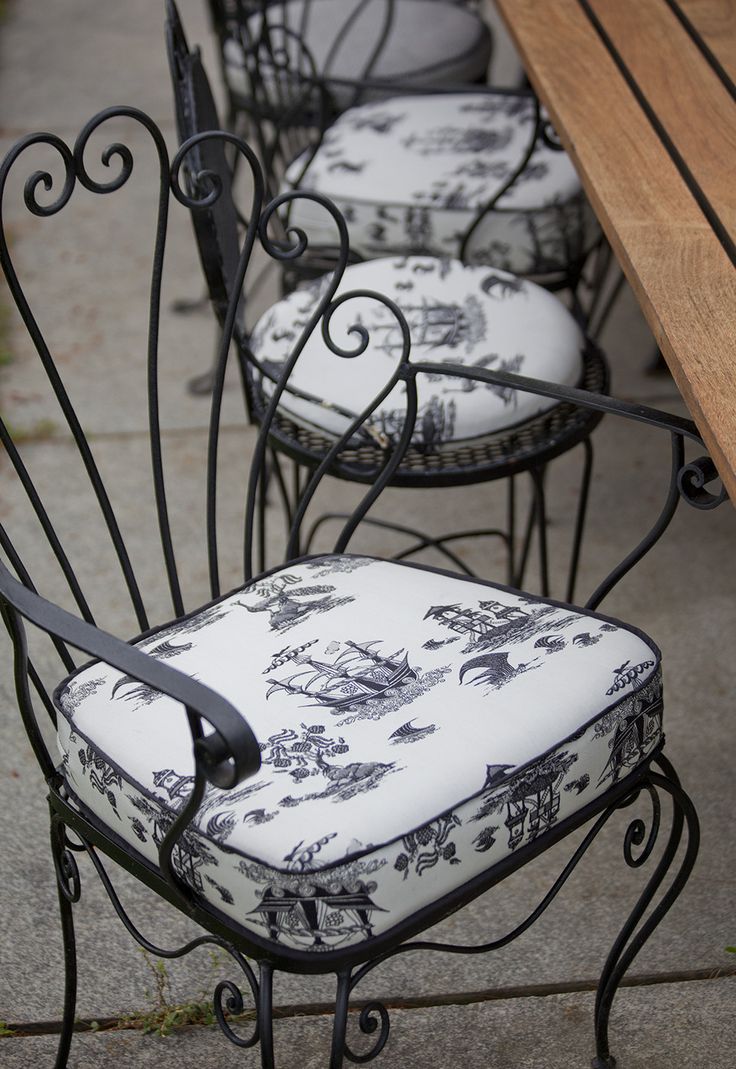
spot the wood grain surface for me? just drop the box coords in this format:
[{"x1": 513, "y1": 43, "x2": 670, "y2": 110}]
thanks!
[
  {"x1": 494, "y1": 0, "x2": 736, "y2": 502},
  {"x1": 677, "y1": 0, "x2": 736, "y2": 86}
]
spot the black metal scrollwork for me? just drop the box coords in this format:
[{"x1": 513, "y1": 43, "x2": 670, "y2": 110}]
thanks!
[
  {"x1": 677, "y1": 455, "x2": 727, "y2": 509},
  {"x1": 621, "y1": 784, "x2": 661, "y2": 868},
  {"x1": 213, "y1": 967, "x2": 261, "y2": 1049},
  {"x1": 344, "y1": 1000, "x2": 391, "y2": 1065},
  {"x1": 53, "y1": 840, "x2": 82, "y2": 903}
]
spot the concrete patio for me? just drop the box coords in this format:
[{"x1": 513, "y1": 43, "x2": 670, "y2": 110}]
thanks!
[{"x1": 0, "y1": 2, "x2": 734, "y2": 1066}]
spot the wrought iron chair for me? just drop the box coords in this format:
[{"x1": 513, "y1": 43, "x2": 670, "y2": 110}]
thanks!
[
  {"x1": 206, "y1": 0, "x2": 492, "y2": 128},
  {"x1": 215, "y1": 2, "x2": 605, "y2": 316},
  {"x1": 0, "y1": 96, "x2": 725, "y2": 1069},
  {"x1": 168, "y1": 0, "x2": 607, "y2": 599}
]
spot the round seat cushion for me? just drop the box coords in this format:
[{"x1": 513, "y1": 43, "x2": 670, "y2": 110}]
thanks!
[
  {"x1": 224, "y1": 0, "x2": 491, "y2": 110},
  {"x1": 248, "y1": 256, "x2": 586, "y2": 449},
  {"x1": 283, "y1": 92, "x2": 600, "y2": 276}
]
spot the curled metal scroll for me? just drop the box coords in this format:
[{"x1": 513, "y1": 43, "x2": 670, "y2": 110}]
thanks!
[
  {"x1": 677, "y1": 455, "x2": 727, "y2": 509},
  {"x1": 344, "y1": 1000, "x2": 391, "y2": 1064}
]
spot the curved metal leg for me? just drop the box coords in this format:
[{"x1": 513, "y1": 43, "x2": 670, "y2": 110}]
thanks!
[
  {"x1": 592, "y1": 757, "x2": 699, "y2": 1068},
  {"x1": 258, "y1": 961, "x2": 276, "y2": 1069},
  {"x1": 330, "y1": 969, "x2": 391, "y2": 1069},
  {"x1": 49, "y1": 815, "x2": 80, "y2": 1069},
  {"x1": 330, "y1": 970, "x2": 351, "y2": 1069}
]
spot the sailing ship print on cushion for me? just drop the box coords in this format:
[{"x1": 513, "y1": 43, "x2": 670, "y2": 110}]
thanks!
[
  {"x1": 55, "y1": 555, "x2": 663, "y2": 953},
  {"x1": 249, "y1": 256, "x2": 586, "y2": 450},
  {"x1": 282, "y1": 93, "x2": 599, "y2": 276}
]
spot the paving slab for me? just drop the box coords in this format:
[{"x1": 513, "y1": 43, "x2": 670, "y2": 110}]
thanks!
[{"x1": 1, "y1": 976, "x2": 734, "y2": 1068}]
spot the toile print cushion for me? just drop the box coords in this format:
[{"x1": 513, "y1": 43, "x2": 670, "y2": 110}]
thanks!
[
  {"x1": 248, "y1": 256, "x2": 586, "y2": 447},
  {"x1": 224, "y1": 0, "x2": 491, "y2": 111},
  {"x1": 55, "y1": 556, "x2": 663, "y2": 956},
  {"x1": 283, "y1": 92, "x2": 600, "y2": 276}
]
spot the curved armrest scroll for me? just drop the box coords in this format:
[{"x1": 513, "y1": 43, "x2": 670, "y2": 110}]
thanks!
[{"x1": 0, "y1": 561, "x2": 261, "y2": 789}]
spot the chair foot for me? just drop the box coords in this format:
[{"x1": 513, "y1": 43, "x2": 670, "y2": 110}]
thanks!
[{"x1": 591, "y1": 1056, "x2": 617, "y2": 1068}]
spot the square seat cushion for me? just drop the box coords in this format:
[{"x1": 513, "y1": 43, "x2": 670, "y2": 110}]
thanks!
[
  {"x1": 283, "y1": 92, "x2": 600, "y2": 276},
  {"x1": 249, "y1": 256, "x2": 586, "y2": 448},
  {"x1": 56, "y1": 556, "x2": 662, "y2": 956},
  {"x1": 224, "y1": 0, "x2": 492, "y2": 112}
]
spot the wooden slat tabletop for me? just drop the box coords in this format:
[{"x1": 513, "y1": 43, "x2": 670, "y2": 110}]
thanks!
[
  {"x1": 494, "y1": 0, "x2": 736, "y2": 501},
  {"x1": 676, "y1": 0, "x2": 736, "y2": 87}
]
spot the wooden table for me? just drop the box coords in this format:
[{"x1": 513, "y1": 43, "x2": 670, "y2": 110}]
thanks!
[{"x1": 493, "y1": 0, "x2": 736, "y2": 501}]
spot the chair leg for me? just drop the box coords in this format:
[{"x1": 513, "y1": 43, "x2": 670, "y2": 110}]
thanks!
[
  {"x1": 592, "y1": 756, "x2": 699, "y2": 1068},
  {"x1": 330, "y1": 970, "x2": 391, "y2": 1069},
  {"x1": 255, "y1": 961, "x2": 276, "y2": 1069},
  {"x1": 49, "y1": 815, "x2": 80, "y2": 1069}
]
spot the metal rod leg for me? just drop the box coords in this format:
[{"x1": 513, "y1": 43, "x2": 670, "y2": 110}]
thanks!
[
  {"x1": 329, "y1": 971, "x2": 351, "y2": 1069},
  {"x1": 258, "y1": 961, "x2": 276, "y2": 1069},
  {"x1": 49, "y1": 817, "x2": 79, "y2": 1069},
  {"x1": 566, "y1": 437, "x2": 594, "y2": 603},
  {"x1": 592, "y1": 759, "x2": 699, "y2": 1068}
]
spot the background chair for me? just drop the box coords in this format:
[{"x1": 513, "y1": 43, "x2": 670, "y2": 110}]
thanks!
[
  {"x1": 167, "y1": 0, "x2": 608, "y2": 600},
  {"x1": 218, "y1": 4, "x2": 607, "y2": 322},
  {"x1": 0, "y1": 99, "x2": 723, "y2": 1069},
  {"x1": 206, "y1": 0, "x2": 492, "y2": 127}
]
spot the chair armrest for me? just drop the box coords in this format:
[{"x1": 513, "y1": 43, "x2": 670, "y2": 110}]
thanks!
[{"x1": 0, "y1": 560, "x2": 261, "y2": 789}]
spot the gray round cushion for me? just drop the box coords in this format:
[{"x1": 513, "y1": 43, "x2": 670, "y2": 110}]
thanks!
[{"x1": 225, "y1": 0, "x2": 492, "y2": 108}]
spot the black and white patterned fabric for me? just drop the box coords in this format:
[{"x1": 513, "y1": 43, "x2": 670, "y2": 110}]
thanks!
[
  {"x1": 283, "y1": 93, "x2": 599, "y2": 276},
  {"x1": 249, "y1": 256, "x2": 585, "y2": 447},
  {"x1": 225, "y1": 0, "x2": 491, "y2": 110},
  {"x1": 56, "y1": 556, "x2": 662, "y2": 955}
]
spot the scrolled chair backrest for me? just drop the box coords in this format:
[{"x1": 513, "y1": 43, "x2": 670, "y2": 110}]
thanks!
[{"x1": 0, "y1": 103, "x2": 727, "y2": 809}]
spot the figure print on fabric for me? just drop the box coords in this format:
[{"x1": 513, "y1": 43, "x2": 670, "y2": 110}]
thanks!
[
  {"x1": 278, "y1": 757, "x2": 400, "y2": 809},
  {"x1": 205, "y1": 874, "x2": 235, "y2": 905},
  {"x1": 572, "y1": 631, "x2": 601, "y2": 647},
  {"x1": 422, "y1": 635, "x2": 460, "y2": 650},
  {"x1": 111, "y1": 639, "x2": 194, "y2": 705},
  {"x1": 595, "y1": 677, "x2": 662, "y2": 786},
  {"x1": 237, "y1": 572, "x2": 354, "y2": 632},
  {"x1": 77, "y1": 745, "x2": 123, "y2": 819},
  {"x1": 459, "y1": 649, "x2": 540, "y2": 691},
  {"x1": 389, "y1": 719, "x2": 438, "y2": 746},
  {"x1": 473, "y1": 824, "x2": 499, "y2": 852},
  {"x1": 394, "y1": 815, "x2": 462, "y2": 879},
  {"x1": 480, "y1": 272, "x2": 527, "y2": 299},
  {"x1": 127, "y1": 792, "x2": 218, "y2": 895},
  {"x1": 402, "y1": 124, "x2": 515, "y2": 158},
  {"x1": 534, "y1": 635, "x2": 567, "y2": 654},
  {"x1": 565, "y1": 773, "x2": 590, "y2": 795},
  {"x1": 239, "y1": 849, "x2": 387, "y2": 950},
  {"x1": 469, "y1": 754, "x2": 578, "y2": 850},
  {"x1": 258, "y1": 723, "x2": 350, "y2": 781},
  {"x1": 59, "y1": 677, "x2": 105, "y2": 713},
  {"x1": 606, "y1": 658, "x2": 657, "y2": 695},
  {"x1": 424, "y1": 598, "x2": 573, "y2": 655},
  {"x1": 303, "y1": 556, "x2": 373, "y2": 577}
]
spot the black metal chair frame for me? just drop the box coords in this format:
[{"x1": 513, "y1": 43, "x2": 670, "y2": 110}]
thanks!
[
  {"x1": 0, "y1": 107, "x2": 726, "y2": 1069},
  {"x1": 168, "y1": 4, "x2": 608, "y2": 601}
]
